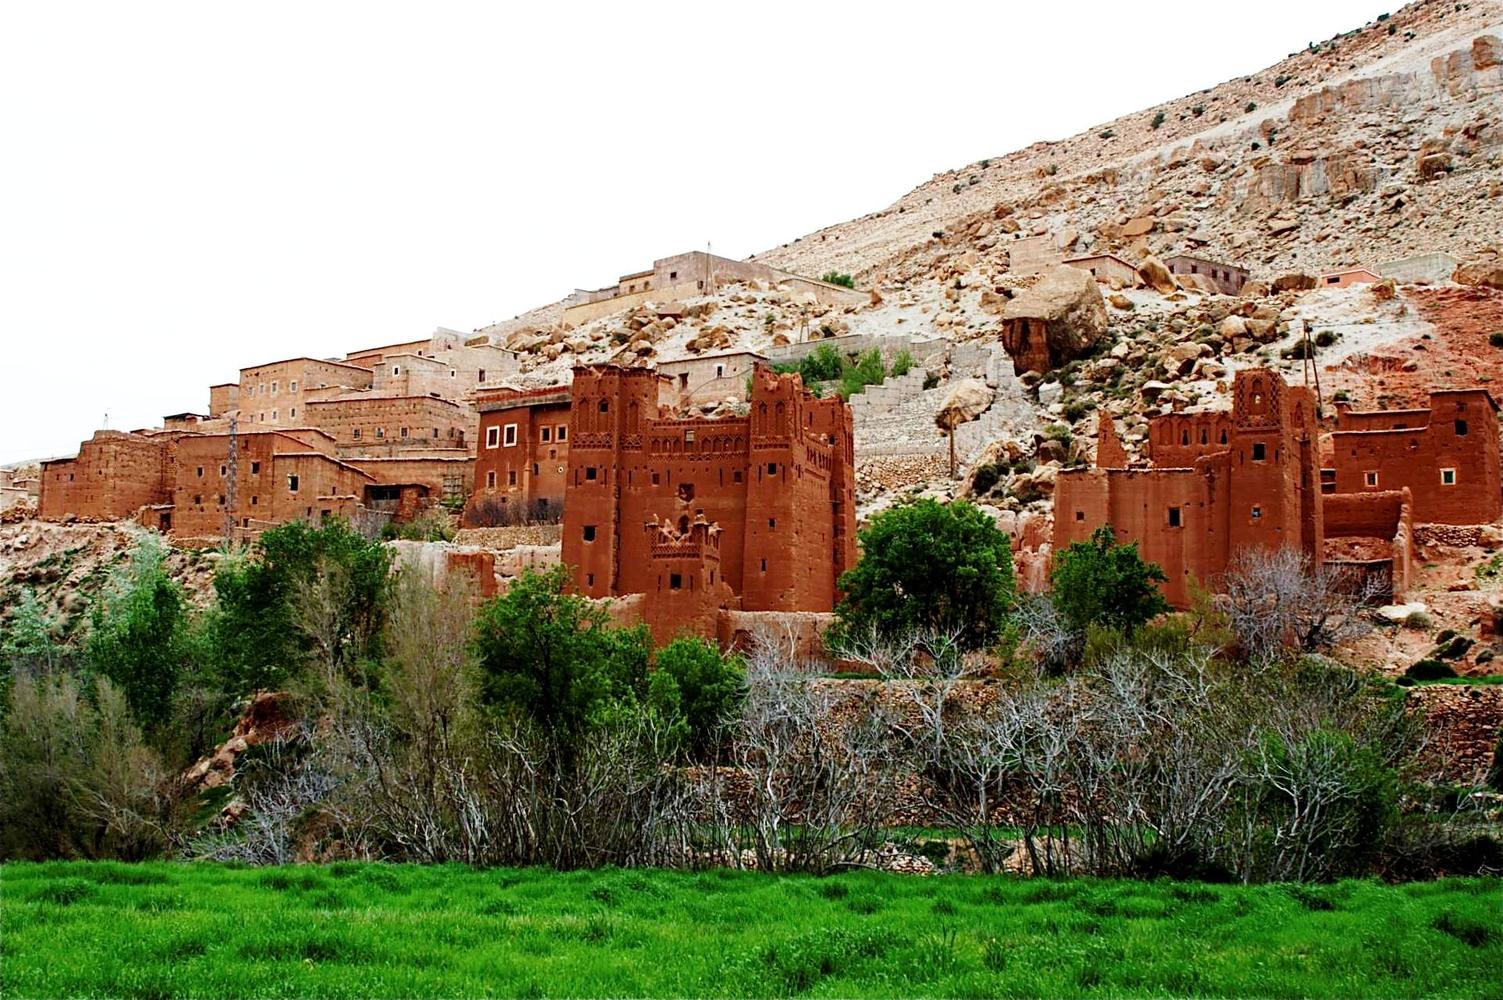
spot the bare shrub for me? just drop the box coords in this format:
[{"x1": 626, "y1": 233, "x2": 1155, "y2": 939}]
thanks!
[
  {"x1": 720, "y1": 624, "x2": 909, "y2": 872},
  {"x1": 1221, "y1": 547, "x2": 1383, "y2": 663}
]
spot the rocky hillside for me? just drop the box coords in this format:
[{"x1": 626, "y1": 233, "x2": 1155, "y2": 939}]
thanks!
[{"x1": 757, "y1": 0, "x2": 1502, "y2": 284}]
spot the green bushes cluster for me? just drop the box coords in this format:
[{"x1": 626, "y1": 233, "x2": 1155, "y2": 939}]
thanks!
[{"x1": 773, "y1": 345, "x2": 900, "y2": 400}]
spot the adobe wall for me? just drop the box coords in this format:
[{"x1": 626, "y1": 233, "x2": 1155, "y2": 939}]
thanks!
[
  {"x1": 562, "y1": 280, "x2": 706, "y2": 326},
  {"x1": 345, "y1": 454, "x2": 473, "y2": 503},
  {"x1": 473, "y1": 393, "x2": 573, "y2": 512},
  {"x1": 1163, "y1": 255, "x2": 1249, "y2": 295},
  {"x1": 1053, "y1": 370, "x2": 1322, "y2": 607},
  {"x1": 1323, "y1": 488, "x2": 1415, "y2": 599},
  {"x1": 1328, "y1": 390, "x2": 1501, "y2": 525},
  {"x1": 170, "y1": 432, "x2": 374, "y2": 537},
  {"x1": 656, "y1": 352, "x2": 765, "y2": 403},
  {"x1": 39, "y1": 431, "x2": 172, "y2": 521},
  {"x1": 1145, "y1": 411, "x2": 1237, "y2": 466},
  {"x1": 561, "y1": 364, "x2": 855, "y2": 646},
  {"x1": 209, "y1": 384, "x2": 239, "y2": 417},
  {"x1": 1053, "y1": 465, "x2": 1227, "y2": 607},
  {"x1": 238, "y1": 358, "x2": 373, "y2": 428},
  {"x1": 1063, "y1": 255, "x2": 1139, "y2": 285},
  {"x1": 304, "y1": 395, "x2": 469, "y2": 451}
]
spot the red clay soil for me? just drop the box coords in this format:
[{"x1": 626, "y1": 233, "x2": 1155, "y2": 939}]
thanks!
[{"x1": 1324, "y1": 287, "x2": 1503, "y2": 412}]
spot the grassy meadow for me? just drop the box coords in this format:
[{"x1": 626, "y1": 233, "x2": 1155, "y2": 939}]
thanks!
[{"x1": 2, "y1": 863, "x2": 1501, "y2": 998}]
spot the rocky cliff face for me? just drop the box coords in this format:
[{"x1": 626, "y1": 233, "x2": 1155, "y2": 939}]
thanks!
[{"x1": 756, "y1": 2, "x2": 1502, "y2": 286}]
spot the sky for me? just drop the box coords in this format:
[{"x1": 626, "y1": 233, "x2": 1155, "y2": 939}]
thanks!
[{"x1": 0, "y1": 0, "x2": 1395, "y2": 463}]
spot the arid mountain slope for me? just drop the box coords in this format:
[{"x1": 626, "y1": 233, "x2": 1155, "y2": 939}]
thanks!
[{"x1": 756, "y1": 0, "x2": 1501, "y2": 284}]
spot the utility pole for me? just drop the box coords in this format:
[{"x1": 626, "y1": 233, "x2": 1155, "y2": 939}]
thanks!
[{"x1": 224, "y1": 415, "x2": 239, "y2": 542}]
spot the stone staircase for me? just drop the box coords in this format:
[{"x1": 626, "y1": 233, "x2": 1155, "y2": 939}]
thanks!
[{"x1": 851, "y1": 342, "x2": 1031, "y2": 465}]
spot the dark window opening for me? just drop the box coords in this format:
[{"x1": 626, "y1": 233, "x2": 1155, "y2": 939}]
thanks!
[
  {"x1": 583, "y1": 525, "x2": 596, "y2": 542},
  {"x1": 767, "y1": 462, "x2": 778, "y2": 475},
  {"x1": 1168, "y1": 506, "x2": 1181, "y2": 527},
  {"x1": 1251, "y1": 442, "x2": 1267, "y2": 461},
  {"x1": 287, "y1": 474, "x2": 299, "y2": 493},
  {"x1": 1456, "y1": 419, "x2": 1469, "y2": 436},
  {"x1": 1075, "y1": 510, "x2": 1085, "y2": 521},
  {"x1": 669, "y1": 573, "x2": 683, "y2": 590},
  {"x1": 586, "y1": 466, "x2": 598, "y2": 480}
]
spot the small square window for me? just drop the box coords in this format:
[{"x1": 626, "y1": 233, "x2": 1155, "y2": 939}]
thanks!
[
  {"x1": 1455, "y1": 420, "x2": 1469, "y2": 436},
  {"x1": 1075, "y1": 510, "x2": 1085, "y2": 521},
  {"x1": 503, "y1": 424, "x2": 518, "y2": 447},
  {"x1": 1365, "y1": 471, "x2": 1378, "y2": 487},
  {"x1": 651, "y1": 472, "x2": 660, "y2": 485},
  {"x1": 1167, "y1": 506, "x2": 1181, "y2": 527},
  {"x1": 486, "y1": 471, "x2": 496, "y2": 488},
  {"x1": 376, "y1": 427, "x2": 385, "y2": 438},
  {"x1": 541, "y1": 426, "x2": 552, "y2": 442},
  {"x1": 586, "y1": 466, "x2": 598, "y2": 481},
  {"x1": 486, "y1": 426, "x2": 500, "y2": 449},
  {"x1": 768, "y1": 518, "x2": 776, "y2": 529},
  {"x1": 669, "y1": 572, "x2": 683, "y2": 590},
  {"x1": 1441, "y1": 468, "x2": 1457, "y2": 486},
  {"x1": 733, "y1": 470, "x2": 743, "y2": 483},
  {"x1": 288, "y1": 474, "x2": 299, "y2": 493},
  {"x1": 767, "y1": 462, "x2": 778, "y2": 475},
  {"x1": 1251, "y1": 442, "x2": 1266, "y2": 461},
  {"x1": 508, "y1": 471, "x2": 517, "y2": 486},
  {"x1": 583, "y1": 525, "x2": 597, "y2": 542},
  {"x1": 557, "y1": 425, "x2": 568, "y2": 441},
  {"x1": 250, "y1": 461, "x2": 260, "y2": 474},
  {"x1": 353, "y1": 428, "x2": 361, "y2": 440}
]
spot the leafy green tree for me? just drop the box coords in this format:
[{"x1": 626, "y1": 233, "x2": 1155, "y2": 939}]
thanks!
[
  {"x1": 831, "y1": 498, "x2": 1015, "y2": 650},
  {"x1": 2, "y1": 588, "x2": 64, "y2": 671},
  {"x1": 85, "y1": 537, "x2": 190, "y2": 728},
  {"x1": 648, "y1": 635, "x2": 745, "y2": 758},
  {"x1": 473, "y1": 565, "x2": 650, "y2": 751},
  {"x1": 207, "y1": 518, "x2": 391, "y2": 694},
  {"x1": 1050, "y1": 525, "x2": 1168, "y2": 636}
]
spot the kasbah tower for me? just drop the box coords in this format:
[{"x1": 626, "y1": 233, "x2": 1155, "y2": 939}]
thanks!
[{"x1": 561, "y1": 363, "x2": 856, "y2": 647}]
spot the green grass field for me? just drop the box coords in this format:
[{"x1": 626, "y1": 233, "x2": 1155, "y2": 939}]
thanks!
[{"x1": 2, "y1": 863, "x2": 1499, "y2": 998}]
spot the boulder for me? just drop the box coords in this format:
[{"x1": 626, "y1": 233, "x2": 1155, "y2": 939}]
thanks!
[
  {"x1": 1273, "y1": 273, "x2": 1317, "y2": 292},
  {"x1": 935, "y1": 379, "x2": 994, "y2": 430},
  {"x1": 999, "y1": 266, "x2": 1108, "y2": 371},
  {"x1": 1454, "y1": 260, "x2": 1503, "y2": 290},
  {"x1": 1137, "y1": 255, "x2": 1178, "y2": 295}
]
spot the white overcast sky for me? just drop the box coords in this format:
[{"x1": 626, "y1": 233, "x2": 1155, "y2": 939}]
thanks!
[{"x1": 1, "y1": 1, "x2": 1392, "y2": 463}]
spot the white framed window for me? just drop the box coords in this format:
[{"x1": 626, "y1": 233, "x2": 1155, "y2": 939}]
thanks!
[
  {"x1": 486, "y1": 471, "x2": 496, "y2": 488},
  {"x1": 541, "y1": 426, "x2": 551, "y2": 443},
  {"x1": 486, "y1": 426, "x2": 500, "y2": 449},
  {"x1": 503, "y1": 423, "x2": 518, "y2": 447},
  {"x1": 271, "y1": 381, "x2": 279, "y2": 395},
  {"x1": 290, "y1": 380, "x2": 298, "y2": 392},
  {"x1": 1365, "y1": 471, "x2": 1379, "y2": 487},
  {"x1": 1441, "y1": 468, "x2": 1457, "y2": 486},
  {"x1": 392, "y1": 366, "x2": 401, "y2": 376},
  {"x1": 557, "y1": 425, "x2": 568, "y2": 441}
]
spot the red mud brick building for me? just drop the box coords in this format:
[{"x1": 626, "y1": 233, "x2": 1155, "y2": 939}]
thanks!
[
  {"x1": 1052, "y1": 369, "x2": 1490, "y2": 606},
  {"x1": 1054, "y1": 369, "x2": 1324, "y2": 607},
  {"x1": 468, "y1": 385, "x2": 579, "y2": 522},
  {"x1": 1326, "y1": 390, "x2": 1501, "y2": 525},
  {"x1": 561, "y1": 364, "x2": 857, "y2": 645}
]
